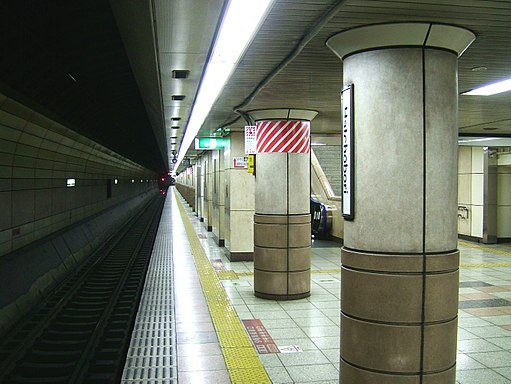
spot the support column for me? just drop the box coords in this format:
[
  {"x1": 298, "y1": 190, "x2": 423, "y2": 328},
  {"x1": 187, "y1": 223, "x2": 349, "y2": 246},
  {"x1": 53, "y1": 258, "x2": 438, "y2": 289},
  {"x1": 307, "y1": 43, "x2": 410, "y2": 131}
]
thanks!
[
  {"x1": 326, "y1": 23, "x2": 475, "y2": 383},
  {"x1": 224, "y1": 131, "x2": 255, "y2": 261},
  {"x1": 249, "y1": 109, "x2": 317, "y2": 300},
  {"x1": 483, "y1": 147, "x2": 498, "y2": 244}
]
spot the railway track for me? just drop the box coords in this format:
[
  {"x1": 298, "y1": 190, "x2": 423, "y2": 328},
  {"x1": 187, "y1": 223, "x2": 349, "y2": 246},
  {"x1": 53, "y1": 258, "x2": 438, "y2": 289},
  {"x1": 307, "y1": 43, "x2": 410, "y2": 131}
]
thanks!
[{"x1": 0, "y1": 195, "x2": 164, "y2": 383}]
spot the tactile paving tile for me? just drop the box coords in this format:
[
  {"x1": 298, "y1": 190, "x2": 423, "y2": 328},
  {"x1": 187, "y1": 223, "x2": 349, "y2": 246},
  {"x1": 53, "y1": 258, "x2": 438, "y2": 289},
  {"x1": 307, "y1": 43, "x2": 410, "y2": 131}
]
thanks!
[
  {"x1": 222, "y1": 346, "x2": 258, "y2": 360},
  {"x1": 121, "y1": 380, "x2": 177, "y2": 384},
  {"x1": 459, "y1": 240, "x2": 511, "y2": 257},
  {"x1": 460, "y1": 262, "x2": 511, "y2": 268},
  {"x1": 217, "y1": 270, "x2": 239, "y2": 280},
  {"x1": 229, "y1": 368, "x2": 272, "y2": 384}
]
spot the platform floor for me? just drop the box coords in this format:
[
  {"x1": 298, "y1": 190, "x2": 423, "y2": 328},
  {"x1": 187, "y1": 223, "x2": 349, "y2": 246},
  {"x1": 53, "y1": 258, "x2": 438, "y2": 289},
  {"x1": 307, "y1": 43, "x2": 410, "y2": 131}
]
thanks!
[{"x1": 123, "y1": 189, "x2": 511, "y2": 383}]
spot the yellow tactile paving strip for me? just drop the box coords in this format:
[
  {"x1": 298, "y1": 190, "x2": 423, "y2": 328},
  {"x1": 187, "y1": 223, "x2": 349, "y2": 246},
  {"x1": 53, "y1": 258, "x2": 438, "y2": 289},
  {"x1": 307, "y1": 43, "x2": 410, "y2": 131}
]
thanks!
[
  {"x1": 459, "y1": 239, "x2": 511, "y2": 257},
  {"x1": 175, "y1": 196, "x2": 271, "y2": 384}
]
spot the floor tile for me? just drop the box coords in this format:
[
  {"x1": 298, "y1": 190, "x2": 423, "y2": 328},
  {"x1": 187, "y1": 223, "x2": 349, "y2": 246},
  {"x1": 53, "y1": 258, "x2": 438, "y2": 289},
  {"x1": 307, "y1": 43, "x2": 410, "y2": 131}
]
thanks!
[
  {"x1": 465, "y1": 325, "x2": 511, "y2": 338},
  {"x1": 293, "y1": 316, "x2": 335, "y2": 327},
  {"x1": 456, "y1": 353, "x2": 486, "y2": 370},
  {"x1": 178, "y1": 370, "x2": 231, "y2": 384},
  {"x1": 469, "y1": 350, "x2": 511, "y2": 368},
  {"x1": 259, "y1": 354, "x2": 283, "y2": 367},
  {"x1": 177, "y1": 331, "x2": 218, "y2": 344},
  {"x1": 311, "y1": 336, "x2": 340, "y2": 349},
  {"x1": 322, "y1": 348, "x2": 340, "y2": 364},
  {"x1": 459, "y1": 298, "x2": 511, "y2": 309},
  {"x1": 286, "y1": 363, "x2": 339, "y2": 382},
  {"x1": 269, "y1": 327, "x2": 308, "y2": 339},
  {"x1": 456, "y1": 368, "x2": 511, "y2": 384},
  {"x1": 459, "y1": 317, "x2": 493, "y2": 328},
  {"x1": 177, "y1": 342, "x2": 223, "y2": 357},
  {"x1": 265, "y1": 366, "x2": 294, "y2": 383},
  {"x1": 277, "y1": 350, "x2": 329, "y2": 366},
  {"x1": 178, "y1": 355, "x2": 227, "y2": 371},
  {"x1": 301, "y1": 325, "x2": 339, "y2": 338},
  {"x1": 494, "y1": 367, "x2": 511, "y2": 380},
  {"x1": 458, "y1": 338, "x2": 503, "y2": 353},
  {"x1": 273, "y1": 337, "x2": 319, "y2": 351},
  {"x1": 483, "y1": 315, "x2": 511, "y2": 326}
]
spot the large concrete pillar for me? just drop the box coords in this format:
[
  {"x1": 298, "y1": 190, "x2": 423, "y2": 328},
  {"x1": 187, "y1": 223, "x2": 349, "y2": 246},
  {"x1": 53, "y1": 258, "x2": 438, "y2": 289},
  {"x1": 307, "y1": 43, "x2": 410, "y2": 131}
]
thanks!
[
  {"x1": 326, "y1": 23, "x2": 475, "y2": 383},
  {"x1": 224, "y1": 131, "x2": 255, "y2": 261},
  {"x1": 249, "y1": 109, "x2": 317, "y2": 300}
]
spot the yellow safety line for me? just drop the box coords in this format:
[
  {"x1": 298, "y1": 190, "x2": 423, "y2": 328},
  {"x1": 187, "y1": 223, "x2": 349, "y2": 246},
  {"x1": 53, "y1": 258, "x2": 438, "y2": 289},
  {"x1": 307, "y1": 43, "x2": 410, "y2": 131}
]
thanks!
[
  {"x1": 174, "y1": 195, "x2": 271, "y2": 384},
  {"x1": 459, "y1": 240, "x2": 511, "y2": 257},
  {"x1": 235, "y1": 269, "x2": 341, "y2": 278},
  {"x1": 460, "y1": 262, "x2": 511, "y2": 268}
]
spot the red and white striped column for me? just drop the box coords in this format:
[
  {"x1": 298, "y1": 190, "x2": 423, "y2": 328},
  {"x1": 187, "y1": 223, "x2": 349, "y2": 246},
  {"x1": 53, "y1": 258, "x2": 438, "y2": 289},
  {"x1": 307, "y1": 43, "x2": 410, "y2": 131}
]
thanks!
[{"x1": 249, "y1": 109, "x2": 318, "y2": 300}]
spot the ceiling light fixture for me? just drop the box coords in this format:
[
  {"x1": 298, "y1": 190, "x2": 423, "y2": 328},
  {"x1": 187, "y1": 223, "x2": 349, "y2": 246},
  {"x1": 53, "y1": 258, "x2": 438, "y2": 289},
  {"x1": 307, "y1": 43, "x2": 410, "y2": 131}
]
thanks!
[
  {"x1": 172, "y1": 70, "x2": 190, "y2": 79},
  {"x1": 173, "y1": 0, "x2": 275, "y2": 171},
  {"x1": 458, "y1": 137, "x2": 497, "y2": 143},
  {"x1": 463, "y1": 77, "x2": 511, "y2": 96}
]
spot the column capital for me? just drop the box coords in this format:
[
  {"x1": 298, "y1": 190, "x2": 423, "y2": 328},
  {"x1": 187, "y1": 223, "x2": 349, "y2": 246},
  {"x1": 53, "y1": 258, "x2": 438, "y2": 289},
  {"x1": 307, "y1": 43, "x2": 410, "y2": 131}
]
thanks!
[
  {"x1": 247, "y1": 108, "x2": 318, "y2": 122},
  {"x1": 326, "y1": 22, "x2": 475, "y2": 61}
]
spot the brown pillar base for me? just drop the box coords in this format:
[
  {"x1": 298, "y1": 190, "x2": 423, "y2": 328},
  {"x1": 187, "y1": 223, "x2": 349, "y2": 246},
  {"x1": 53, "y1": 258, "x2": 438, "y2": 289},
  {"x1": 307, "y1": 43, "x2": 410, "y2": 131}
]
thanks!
[
  {"x1": 253, "y1": 213, "x2": 311, "y2": 300},
  {"x1": 254, "y1": 291, "x2": 310, "y2": 300},
  {"x1": 340, "y1": 247, "x2": 459, "y2": 381},
  {"x1": 340, "y1": 359, "x2": 456, "y2": 384}
]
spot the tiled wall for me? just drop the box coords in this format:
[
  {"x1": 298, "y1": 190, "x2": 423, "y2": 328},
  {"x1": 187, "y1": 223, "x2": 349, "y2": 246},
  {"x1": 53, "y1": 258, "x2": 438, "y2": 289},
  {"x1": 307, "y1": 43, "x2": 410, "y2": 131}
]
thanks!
[
  {"x1": 0, "y1": 94, "x2": 157, "y2": 256},
  {"x1": 313, "y1": 145, "x2": 341, "y2": 196},
  {"x1": 223, "y1": 132, "x2": 255, "y2": 255},
  {"x1": 497, "y1": 165, "x2": 511, "y2": 238},
  {"x1": 458, "y1": 146, "x2": 511, "y2": 241},
  {"x1": 458, "y1": 146, "x2": 484, "y2": 239}
]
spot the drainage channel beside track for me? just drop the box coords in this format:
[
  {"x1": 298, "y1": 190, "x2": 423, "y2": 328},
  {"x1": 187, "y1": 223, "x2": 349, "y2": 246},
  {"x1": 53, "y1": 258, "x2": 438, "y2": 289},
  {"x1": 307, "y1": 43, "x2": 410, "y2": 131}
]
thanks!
[{"x1": 0, "y1": 195, "x2": 164, "y2": 384}]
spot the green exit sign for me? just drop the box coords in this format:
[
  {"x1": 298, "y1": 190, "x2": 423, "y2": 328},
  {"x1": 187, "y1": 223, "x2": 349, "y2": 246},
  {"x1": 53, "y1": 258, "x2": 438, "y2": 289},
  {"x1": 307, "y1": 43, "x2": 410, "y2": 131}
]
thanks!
[{"x1": 195, "y1": 137, "x2": 226, "y2": 150}]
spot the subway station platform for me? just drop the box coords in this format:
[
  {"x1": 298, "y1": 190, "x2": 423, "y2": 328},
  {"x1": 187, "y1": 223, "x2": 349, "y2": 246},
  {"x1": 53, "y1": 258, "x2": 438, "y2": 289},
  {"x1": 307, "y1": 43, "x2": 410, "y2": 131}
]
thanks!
[{"x1": 122, "y1": 188, "x2": 511, "y2": 384}]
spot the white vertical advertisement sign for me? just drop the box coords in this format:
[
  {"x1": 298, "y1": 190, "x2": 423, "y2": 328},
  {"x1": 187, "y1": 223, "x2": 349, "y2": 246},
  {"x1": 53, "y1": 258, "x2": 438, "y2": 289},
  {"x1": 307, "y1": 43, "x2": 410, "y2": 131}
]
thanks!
[
  {"x1": 341, "y1": 85, "x2": 354, "y2": 220},
  {"x1": 245, "y1": 125, "x2": 257, "y2": 154}
]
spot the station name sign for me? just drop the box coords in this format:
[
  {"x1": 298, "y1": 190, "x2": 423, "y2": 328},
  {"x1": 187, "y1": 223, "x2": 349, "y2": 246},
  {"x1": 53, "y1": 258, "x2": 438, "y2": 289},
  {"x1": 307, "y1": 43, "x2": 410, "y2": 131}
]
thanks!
[{"x1": 341, "y1": 84, "x2": 354, "y2": 220}]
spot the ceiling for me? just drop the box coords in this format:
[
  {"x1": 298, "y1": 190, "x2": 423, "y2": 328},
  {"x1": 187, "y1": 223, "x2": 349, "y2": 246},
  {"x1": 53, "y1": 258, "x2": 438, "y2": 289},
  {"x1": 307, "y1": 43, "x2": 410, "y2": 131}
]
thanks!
[{"x1": 2, "y1": 0, "x2": 511, "y2": 175}]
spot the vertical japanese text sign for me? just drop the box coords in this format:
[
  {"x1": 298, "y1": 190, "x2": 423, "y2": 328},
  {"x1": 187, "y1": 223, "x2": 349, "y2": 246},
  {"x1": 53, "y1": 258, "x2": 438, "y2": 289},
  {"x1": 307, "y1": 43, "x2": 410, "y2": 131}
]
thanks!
[
  {"x1": 341, "y1": 84, "x2": 354, "y2": 220},
  {"x1": 245, "y1": 125, "x2": 257, "y2": 154}
]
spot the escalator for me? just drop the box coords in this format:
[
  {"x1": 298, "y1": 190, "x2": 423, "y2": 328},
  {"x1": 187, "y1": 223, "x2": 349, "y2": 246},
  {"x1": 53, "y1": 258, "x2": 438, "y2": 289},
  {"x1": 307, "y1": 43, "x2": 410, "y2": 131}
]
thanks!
[{"x1": 310, "y1": 148, "x2": 342, "y2": 240}]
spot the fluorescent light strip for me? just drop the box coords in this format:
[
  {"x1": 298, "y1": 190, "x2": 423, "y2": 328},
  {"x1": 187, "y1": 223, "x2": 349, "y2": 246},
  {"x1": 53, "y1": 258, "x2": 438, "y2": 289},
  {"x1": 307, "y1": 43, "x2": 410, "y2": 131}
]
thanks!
[
  {"x1": 463, "y1": 78, "x2": 511, "y2": 96},
  {"x1": 173, "y1": 0, "x2": 274, "y2": 172},
  {"x1": 458, "y1": 137, "x2": 497, "y2": 143}
]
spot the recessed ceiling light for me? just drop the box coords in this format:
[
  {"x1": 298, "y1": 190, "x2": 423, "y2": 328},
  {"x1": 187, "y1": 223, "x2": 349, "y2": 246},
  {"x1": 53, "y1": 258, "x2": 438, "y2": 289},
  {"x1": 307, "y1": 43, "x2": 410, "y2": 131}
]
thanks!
[
  {"x1": 172, "y1": 70, "x2": 190, "y2": 79},
  {"x1": 172, "y1": 95, "x2": 186, "y2": 101},
  {"x1": 471, "y1": 66, "x2": 487, "y2": 72},
  {"x1": 463, "y1": 77, "x2": 511, "y2": 96}
]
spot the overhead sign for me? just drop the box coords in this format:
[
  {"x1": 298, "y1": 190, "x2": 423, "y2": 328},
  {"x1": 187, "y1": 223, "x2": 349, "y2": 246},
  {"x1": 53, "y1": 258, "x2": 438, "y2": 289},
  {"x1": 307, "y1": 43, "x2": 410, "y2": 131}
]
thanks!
[
  {"x1": 195, "y1": 137, "x2": 226, "y2": 150},
  {"x1": 341, "y1": 84, "x2": 354, "y2": 220},
  {"x1": 245, "y1": 125, "x2": 257, "y2": 154}
]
